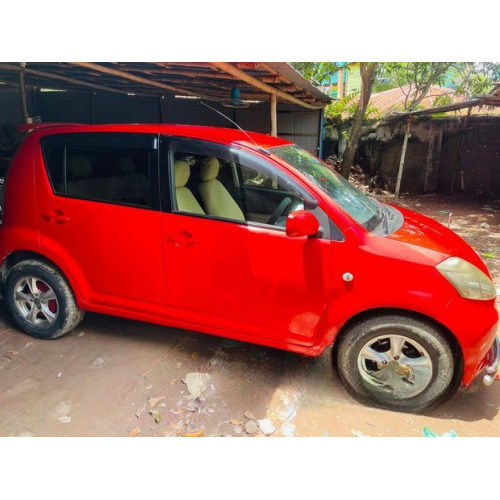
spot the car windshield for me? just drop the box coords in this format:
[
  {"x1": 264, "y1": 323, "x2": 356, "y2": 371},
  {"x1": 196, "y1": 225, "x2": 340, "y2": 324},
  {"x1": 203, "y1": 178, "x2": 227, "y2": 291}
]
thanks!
[{"x1": 270, "y1": 144, "x2": 383, "y2": 231}]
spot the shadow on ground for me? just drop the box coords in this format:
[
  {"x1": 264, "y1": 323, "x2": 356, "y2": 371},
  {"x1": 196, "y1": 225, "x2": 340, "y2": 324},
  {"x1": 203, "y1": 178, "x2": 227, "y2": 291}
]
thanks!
[{"x1": 1, "y1": 303, "x2": 498, "y2": 437}]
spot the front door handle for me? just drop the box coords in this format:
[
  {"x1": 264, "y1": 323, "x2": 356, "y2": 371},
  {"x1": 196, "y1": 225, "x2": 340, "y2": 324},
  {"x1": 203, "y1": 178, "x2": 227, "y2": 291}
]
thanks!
[
  {"x1": 43, "y1": 210, "x2": 70, "y2": 224},
  {"x1": 165, "y1": 231, "x2": 199, "y2": 247}
]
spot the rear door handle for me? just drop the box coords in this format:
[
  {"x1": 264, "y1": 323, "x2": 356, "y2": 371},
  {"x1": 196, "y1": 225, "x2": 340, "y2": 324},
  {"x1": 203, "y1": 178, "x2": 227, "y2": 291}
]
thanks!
[
  {"x1": 165, "y1": 231, "x2": 199, "y2": 247},
  {"x1": 42, "y1": 210, "x2": 70, "y2": 224}
]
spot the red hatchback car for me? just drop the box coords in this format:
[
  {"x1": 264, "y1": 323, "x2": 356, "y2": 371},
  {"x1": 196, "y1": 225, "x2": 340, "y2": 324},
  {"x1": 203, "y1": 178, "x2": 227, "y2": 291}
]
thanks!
[{"x1": 0, "y1": 123, "x2": 498, "y2": 412}]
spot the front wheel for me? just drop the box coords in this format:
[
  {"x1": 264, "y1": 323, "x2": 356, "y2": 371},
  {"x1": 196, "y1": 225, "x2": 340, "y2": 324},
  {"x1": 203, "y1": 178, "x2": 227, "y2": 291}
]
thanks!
[
  {"x1": 5, "y1": 259, "x2": 84, "y2": 339},
  {"x1": 335, "y1": 315, "x2": 458, "y2": 412}
]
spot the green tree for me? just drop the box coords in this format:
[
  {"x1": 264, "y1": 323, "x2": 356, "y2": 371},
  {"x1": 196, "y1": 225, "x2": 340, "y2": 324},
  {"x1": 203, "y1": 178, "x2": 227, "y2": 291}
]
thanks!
[
  {"x1": 291, "y1": 62, "x2": 346, "y2": 85},
  {"x1": 450, "y1": 62, "x2": 500, "y2": 98},
  {"x1": 325, "y1": 90, "x2": 380, "y2": 126},
  {"x1": 376, "y1": 62, "x2": 453, "y2": 111},
  {"x1": 374, "y1": 62, "x2": 500, "y2": 102},
  {"x1": 339, "y1": 63, "x2": 379, "y2": 179}
]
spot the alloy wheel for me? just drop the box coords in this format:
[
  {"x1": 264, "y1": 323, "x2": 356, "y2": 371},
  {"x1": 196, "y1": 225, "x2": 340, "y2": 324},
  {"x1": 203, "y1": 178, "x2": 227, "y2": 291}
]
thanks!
[
  {"x1": 13, "y1": 276, "x2": 59, "y2": 326},
  {"x1": 357, "y1": 333, "x2": 433, "y2": 399}
]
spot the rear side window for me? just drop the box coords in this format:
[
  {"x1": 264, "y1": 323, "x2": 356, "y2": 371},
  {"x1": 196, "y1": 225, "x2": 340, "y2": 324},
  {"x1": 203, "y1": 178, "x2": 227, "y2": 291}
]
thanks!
[
  {"x1": 42, "y1": 135, "x2": 65, "y2": 194},
  {"x1": 41, "y1": 133, "x2": 157, "y2": 208}
]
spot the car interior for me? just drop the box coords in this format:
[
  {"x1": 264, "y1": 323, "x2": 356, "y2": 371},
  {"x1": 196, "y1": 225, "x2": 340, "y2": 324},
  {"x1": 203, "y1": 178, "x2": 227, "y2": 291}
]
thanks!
[
  {"x1": 173, "y1": 152, "x2": 304, "y2": 226},
  {"x1": 62, "y1": 149, "x2": 150, "y2": 207},
  {"x1": 42, "y1": 139, "x2": 303, "y2": 223}
]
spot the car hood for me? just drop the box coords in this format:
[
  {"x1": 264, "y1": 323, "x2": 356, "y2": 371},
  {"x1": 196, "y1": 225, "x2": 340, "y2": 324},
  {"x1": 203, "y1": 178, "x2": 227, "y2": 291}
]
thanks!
[{"x1": 386, "y1": 205, "x2": 489, "y2": 274}]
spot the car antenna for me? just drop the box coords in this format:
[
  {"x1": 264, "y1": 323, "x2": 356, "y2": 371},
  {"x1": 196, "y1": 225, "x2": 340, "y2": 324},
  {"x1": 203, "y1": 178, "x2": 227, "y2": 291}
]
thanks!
[{"x1": 200, "y1": 100, "x2": 271, "y2": 155}]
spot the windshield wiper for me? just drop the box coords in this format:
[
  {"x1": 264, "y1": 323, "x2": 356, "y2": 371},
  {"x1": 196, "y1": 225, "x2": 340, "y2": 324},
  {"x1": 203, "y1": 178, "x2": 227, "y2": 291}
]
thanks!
[{"x1": 371, "y1": 198, "x2": 388, "y2": 234}]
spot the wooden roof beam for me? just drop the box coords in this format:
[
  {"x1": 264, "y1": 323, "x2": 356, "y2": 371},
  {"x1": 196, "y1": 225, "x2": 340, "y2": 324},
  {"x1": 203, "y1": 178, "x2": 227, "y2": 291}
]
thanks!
[
  {"x1": 151, "y1": 65, "x2": 239, "y2": 81},
  {"x1": 158, "y1": 62, "x2": 212, "y2": 68},
  {"x1": 208, "y1": 62, "x2": 325, "y2": 110},
  {"x1": 233, "y1": 62, "x2": 260, "y2": 70},
  {"x1": 0, "y1": 63, "x2": 132, "y2": 95},
  {"x1": 70, "y1": 62, "x2": 219, "y2": 100}
]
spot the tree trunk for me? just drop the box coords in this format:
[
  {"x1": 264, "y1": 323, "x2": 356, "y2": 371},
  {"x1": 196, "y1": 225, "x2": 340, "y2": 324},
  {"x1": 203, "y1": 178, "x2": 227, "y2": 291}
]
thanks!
[{"x1": 340, "y1": 62, "x2": 378, "y2": 179}]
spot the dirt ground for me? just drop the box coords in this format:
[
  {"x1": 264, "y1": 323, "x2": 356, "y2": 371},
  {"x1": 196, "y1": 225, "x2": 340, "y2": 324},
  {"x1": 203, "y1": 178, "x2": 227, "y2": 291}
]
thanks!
[{"x1": 0, "y1": 193, "x2": 499, "y2": 437}]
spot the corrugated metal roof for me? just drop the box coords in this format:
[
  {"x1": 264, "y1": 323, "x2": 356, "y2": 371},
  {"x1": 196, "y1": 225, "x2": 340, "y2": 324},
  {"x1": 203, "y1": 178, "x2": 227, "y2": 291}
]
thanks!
[
  {"x1": 0, "y1": 62, "x2": 331, "y2": 109},
  {"x1": 369, "y1": 84, "x2": 500, "y2": 118},
  {"x1": 378, "y1": 84, "x2": 500, "y2": 120},
  {"x1": 371, "y1": 84, "x2": 454, "y2": 115},
  {"x1": 266, "y1": 63, "x2": 331, "y2": 103}
]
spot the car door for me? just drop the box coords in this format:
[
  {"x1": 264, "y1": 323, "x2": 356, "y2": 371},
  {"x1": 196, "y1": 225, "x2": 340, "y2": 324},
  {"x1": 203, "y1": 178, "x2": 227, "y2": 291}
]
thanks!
[
  {"x1": 160, "y1": 137, "x2": 334, "y2": 346},
  {"x1": 38, "y1": 132, "x2": 164, "y2": 318}
]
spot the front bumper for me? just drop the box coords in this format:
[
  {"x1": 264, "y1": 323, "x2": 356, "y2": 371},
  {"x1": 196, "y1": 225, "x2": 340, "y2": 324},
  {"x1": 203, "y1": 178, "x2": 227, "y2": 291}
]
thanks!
[{"x1": 482, "y1": 337, "x2": 499, "y2": 386}]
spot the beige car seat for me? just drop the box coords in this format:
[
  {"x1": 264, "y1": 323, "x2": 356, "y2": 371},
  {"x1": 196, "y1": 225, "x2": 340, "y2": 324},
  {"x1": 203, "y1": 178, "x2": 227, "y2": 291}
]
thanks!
[
  {"x1": 199, "y1": 157, "x2": 244, "y2": 221},
  {"x1": 66, "y1": 156, "x2": 109, "y2": 199},
  {"x1": 174, "y1": 160, "x2": 205, "y2": 215},
  {"x1": 113, "y1": 156, "x2": 149, "y2": 205}
]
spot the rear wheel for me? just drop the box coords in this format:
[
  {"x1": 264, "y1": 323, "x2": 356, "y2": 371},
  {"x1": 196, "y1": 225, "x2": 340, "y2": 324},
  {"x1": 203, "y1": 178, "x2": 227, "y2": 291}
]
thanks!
[
  {"x1": 5, "y1": 259, "x2": 84, "y2": 339},
  {"x1": 335, "y1": 314, "x2": 457, "y2": 412}
]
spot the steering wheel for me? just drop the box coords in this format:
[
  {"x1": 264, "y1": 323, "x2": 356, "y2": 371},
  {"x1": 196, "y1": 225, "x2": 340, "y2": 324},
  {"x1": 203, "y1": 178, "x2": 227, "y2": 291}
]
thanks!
[{"x1": 267, "y1": 196, "x2": 292, "y2": 225}]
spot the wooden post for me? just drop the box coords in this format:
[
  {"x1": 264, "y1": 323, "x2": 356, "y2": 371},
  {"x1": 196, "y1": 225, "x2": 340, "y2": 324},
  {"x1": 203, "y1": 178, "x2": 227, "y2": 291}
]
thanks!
[
  {"x1": 19, "y1": 63, "x2": 29, "y2": 123},
  {"x1": 337, "y1": 67, "x2": 344, "y2": 99},
  {"x1": 91, "y1": 92, "x2": 96, "y2": 124},
  {"x1": 395, "y1": 117, "x2": 411, "y2": 198},
  {"x1": 270, "y1": 94, "x2": 277, "y2": 136}
]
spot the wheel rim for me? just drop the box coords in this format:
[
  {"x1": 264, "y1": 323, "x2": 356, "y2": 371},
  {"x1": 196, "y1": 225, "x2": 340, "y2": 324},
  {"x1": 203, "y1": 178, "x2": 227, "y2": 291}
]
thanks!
[
  {"x1": 13, "y1": 277, "x2": 59, "y2": 326},
  {"x1": 357, "y1": 333, "x2": 433, "y2": 399}
]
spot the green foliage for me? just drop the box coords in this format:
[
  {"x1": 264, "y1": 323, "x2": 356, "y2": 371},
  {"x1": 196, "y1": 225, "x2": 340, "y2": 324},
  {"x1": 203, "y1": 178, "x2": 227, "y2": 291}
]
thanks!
[
  {"x1": 430, "y1": 94, "x2": 454, "y2": 118},
  {"x1": 378, "y1": 62, "x2": 450, "y2": 86},
  {"x1": 482, "y1": 252, "x2": 496, "y2": 259},
  {"x1": 374, "y1": 62, "x2": 500, "y2": 105},
  {"x1": 325, "y1": 91, "x2": 359, "y2": 124},
  {"x1": 376, "y1": 62, "x2": 453, "y2": 111},
  {"x1": 450, "y1": 62, "x2": 500, "y2": 98},
  {"x1": 372, "y1": 80, "x2": 396, "y2": 93},
  {"x1": 295, "y1": 62, "x2": 499, "y2": 103},
  {"x1": 291, "y1": 62, "x2": 350, "y2": 85},
  {"x1": 324, "y1": 90, "x2": 380, "y2": 127}
]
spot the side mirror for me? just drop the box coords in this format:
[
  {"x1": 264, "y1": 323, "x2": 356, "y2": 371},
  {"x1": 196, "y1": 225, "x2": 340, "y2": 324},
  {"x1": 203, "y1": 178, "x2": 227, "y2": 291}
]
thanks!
[{"x1": 286, "y1": 210, "x2": 320, "y2": 238}]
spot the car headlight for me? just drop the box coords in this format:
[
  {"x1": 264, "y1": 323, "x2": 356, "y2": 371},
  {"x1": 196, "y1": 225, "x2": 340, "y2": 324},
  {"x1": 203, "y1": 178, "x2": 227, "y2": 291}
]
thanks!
[{"x1": 436, "y1": 257, "x2": 497, "y2": 301}]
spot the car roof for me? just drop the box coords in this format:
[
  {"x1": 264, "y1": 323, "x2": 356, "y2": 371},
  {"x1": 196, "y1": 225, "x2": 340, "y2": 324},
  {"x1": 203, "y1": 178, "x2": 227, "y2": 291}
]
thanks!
[{"x1": 23, "y1": 122, "x2": 293, "y2": 150}]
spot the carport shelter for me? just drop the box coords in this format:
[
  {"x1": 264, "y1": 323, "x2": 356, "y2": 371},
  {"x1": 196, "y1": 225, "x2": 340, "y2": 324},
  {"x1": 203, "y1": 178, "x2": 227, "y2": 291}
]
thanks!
[{"x1": 0, "y1": 62, "x2": 330, "y2": 155}]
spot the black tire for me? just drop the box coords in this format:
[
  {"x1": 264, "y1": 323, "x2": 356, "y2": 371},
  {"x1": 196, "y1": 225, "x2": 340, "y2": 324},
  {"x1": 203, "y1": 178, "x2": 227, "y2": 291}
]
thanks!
[
  {"x1": 4, "y1": 259, "x2": 84, "y2": 339},
  {"x1": 334, "y1": 314, "x2": 457, "y2": 412}
]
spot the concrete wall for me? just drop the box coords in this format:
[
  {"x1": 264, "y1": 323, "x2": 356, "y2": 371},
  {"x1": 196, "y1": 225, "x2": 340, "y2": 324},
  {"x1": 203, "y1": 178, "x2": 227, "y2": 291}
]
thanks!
[{"x1": 352, "y1": 116, "x2": 500, "y2": 196}]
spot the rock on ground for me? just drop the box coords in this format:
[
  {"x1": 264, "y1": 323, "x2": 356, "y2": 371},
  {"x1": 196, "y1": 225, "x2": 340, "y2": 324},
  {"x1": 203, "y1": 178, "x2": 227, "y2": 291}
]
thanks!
[{"x1": 183, "y1": 372, "x2": 211, "y2": 399}]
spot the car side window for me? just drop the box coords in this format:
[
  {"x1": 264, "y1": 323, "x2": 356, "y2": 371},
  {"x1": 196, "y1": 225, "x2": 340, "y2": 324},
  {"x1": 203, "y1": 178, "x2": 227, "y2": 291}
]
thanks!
[
  {"x1": 167, "y1": 138, "x2": 306, "y2": 228},
  {"x1": 41, "y1": 133, "x2": 156, "y2": 208}
]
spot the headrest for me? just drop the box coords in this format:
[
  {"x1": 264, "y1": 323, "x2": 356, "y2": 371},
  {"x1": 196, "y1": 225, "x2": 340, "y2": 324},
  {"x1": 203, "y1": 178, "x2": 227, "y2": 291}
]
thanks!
[
  {"x1": 118, "y1": 157, "x2": 135, "y2": 174},
  {"x1": 68, "y1": 156, "x2": 92, "y2": 177},
  {"x1": 174, "y1": 160, "x2": 190, "y2": 187},
  {"x1": 200, "y1": 157, "x2": 220, "y2": 181}
]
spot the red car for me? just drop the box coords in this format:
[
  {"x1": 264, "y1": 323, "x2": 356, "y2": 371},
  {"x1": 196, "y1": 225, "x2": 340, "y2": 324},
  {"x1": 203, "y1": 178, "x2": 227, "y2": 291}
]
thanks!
[{"x1": 0, "y1": 123, "x2": 498, "y2": 412}]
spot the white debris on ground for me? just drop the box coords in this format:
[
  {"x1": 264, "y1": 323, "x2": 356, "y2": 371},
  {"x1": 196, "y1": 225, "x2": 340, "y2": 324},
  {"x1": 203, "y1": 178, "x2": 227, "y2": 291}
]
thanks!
[
  {"x1": 280, "y1": 422, "x2": 296, "y2": 437},
  {"x1": 264, "y1": 386, "x2": 305, "y2": 436},
  {"x1": 183, "y1": 372, "x2": 212, "y2": 399},
  {"x1": 267, "y1": 387, "x2": 305, "y2": 422},
  {"x1": 258, "y1": 419, "x2": 276, "y2": 436}
]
